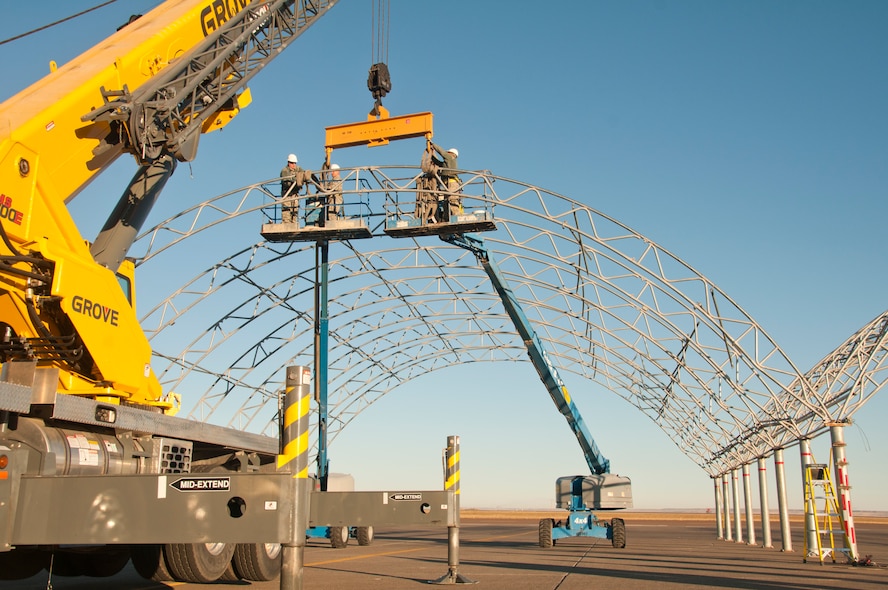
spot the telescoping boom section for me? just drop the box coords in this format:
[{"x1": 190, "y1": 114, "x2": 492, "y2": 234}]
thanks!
[{"x1": 442, "y1": 232, "x2": 631, "y2": 548}]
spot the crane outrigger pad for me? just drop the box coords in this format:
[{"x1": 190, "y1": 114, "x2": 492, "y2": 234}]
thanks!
[
  {"x1": 261, "y1": 219, "x2": 373, "y2": 242},
  {"x1": 385, "y1": 211, "x2": 496, "y2": 238}
]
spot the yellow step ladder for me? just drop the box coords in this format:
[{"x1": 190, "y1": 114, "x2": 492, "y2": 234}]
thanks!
[{"x1": 803, "y1": 462, "x2": 851, "y2": 564}]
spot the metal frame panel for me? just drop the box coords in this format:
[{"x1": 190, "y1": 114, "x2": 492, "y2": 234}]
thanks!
[
  {"x1": 47, "y1": 394, "x2": 278, "y2": 454},
  {"x1": 10, "y1": 472, "x2": 299, "y2": 545},
  {"x1": 310, "y1": 490, "x2": 456, "y2": 527}
]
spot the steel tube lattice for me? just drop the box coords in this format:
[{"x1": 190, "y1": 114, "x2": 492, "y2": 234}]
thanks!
[{"x1": 132, "y1": 166, "x2": 888, "y2": 476}]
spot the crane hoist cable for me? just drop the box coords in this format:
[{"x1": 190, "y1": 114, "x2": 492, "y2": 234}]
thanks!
[
  {"x1": 0, "y1": 0, "x2": 120, "y2": 46},
  {"x1": 368, "y1": 0, "x2": 392, "y2": 116}
]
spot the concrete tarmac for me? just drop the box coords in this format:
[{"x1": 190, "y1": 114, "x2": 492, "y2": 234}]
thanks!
[{"x1": 5, "y1": 514, "x2": 887, "y2": 589}]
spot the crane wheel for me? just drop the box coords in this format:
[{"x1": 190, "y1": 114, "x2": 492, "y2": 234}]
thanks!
[
  {"x1": 49, "y1": 547, "x2": 129, "y2": 577},
  {"x1": 226, "y1": 542, "x2": 282, "y2": 581},
  {"x1": 0, "y1": 547, "x2": 48, "y2": 580},
  {"x1": 165, "y1": 542, "x2": 236, "y2": 583},
  {"x1": 131, "y1": 544, "x2": 175, "y2": 582}
]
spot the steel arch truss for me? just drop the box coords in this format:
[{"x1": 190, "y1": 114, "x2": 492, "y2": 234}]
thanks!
[{"x1": 132, "y1": 166, "x2": 886, "y2": 476}]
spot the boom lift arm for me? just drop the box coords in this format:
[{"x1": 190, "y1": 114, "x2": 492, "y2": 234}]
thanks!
[
  {"x1": 441, "y1": 232, "x2": 611, "y2": 475},
  {"x1": 441, "y1": 232, "x2": 631, "y2": 548}
]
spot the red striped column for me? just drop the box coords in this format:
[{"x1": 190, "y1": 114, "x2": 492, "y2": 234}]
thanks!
[{"x1": 829, "y1": 422, "x2": 859, "y2": 562}]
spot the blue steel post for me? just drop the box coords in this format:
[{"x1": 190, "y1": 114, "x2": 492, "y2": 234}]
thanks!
[{"x1": 314, "y1": 241, "x2": 330, "y2": 490}]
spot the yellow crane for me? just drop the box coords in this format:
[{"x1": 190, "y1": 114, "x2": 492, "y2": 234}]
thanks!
[{"x1": 0, "y1": 1, "x2": 339, "y2": 582}]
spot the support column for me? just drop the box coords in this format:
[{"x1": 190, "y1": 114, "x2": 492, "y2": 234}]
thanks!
[
  {"x1": 830, "y1": 423, "x2": 859, "y2": 561},
  {"x1": 722, "y1": 473, "x2": 733, "y2": 541},
  {"x1": 732, "y1": 468, "x2": 743, "y2": 543},
  {"x1": 714, "y1": 476, "x2": 724, "y2": 540},
  {"x1": 757, "y1": 456, "x2": 773, "y2": 548},
  {"x1": 431, "y1": 435, "x2": 476, "y2": 585},
  {"x1": 774, "y1": 448, "x2": 792, "y2": 552},
  {"x1": 742, "y1": 463, "x2": 756, "y2": 546},
  {"x1": 278, "y1": 366, "x2": 313, "y2": 590},
  {"x1": 314, "y1": 242, "x2": 330, "y2": 490},
  {"x1": 799, "y1": 439, "x2": 818, "y2": 555}
]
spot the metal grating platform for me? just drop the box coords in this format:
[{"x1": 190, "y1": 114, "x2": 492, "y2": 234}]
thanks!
[
  {"x1": 261, "y1": 218, "x2": 373, "y2": 242},
  {"x1": 384, "y1": 212, "x2": 496, "y2": 238}
]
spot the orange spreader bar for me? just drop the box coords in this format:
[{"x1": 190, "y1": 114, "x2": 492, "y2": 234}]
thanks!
[{"x1": 325, "y1": 111, "x2": 433, "y2": 150}]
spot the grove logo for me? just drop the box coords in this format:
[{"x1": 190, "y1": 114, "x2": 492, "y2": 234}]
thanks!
[{"x1": 71, "y1": 295, "x2": 119, "y2": 326}]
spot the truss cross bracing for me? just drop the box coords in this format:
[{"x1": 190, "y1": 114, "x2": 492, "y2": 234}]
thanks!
[{"x1": 132, "y1": 165, "x2": 888, "y2": 477}]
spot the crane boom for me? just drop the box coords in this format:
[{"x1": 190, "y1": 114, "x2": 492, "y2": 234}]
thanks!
[{"x1": 0, "y1": 0, "x2": 337, "y2": 408}]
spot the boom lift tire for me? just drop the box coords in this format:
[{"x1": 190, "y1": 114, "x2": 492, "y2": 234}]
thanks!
[
  {"x1": 131, "y1": 544, "x2": 175, "y2": 582},
  {"x1": 611, "y1": 518, "x2": 626, "y2": 549},
  {"x1": 228, "y1": 542, "x2": 282, "y2": 581},
  {"x1": 330, "y1": 525, "x2": 350, "y2": 549},
  {"x1": 538, "y1": 518, "x2": 555, "y2": 548},
  {"x1": 356, "y1": 525, "x2": 374, "y2": 546}
]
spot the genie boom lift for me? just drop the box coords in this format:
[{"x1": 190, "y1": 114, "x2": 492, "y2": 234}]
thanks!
[{"x1": 441, "y1": 233, "x2": 632, "y2": 548}]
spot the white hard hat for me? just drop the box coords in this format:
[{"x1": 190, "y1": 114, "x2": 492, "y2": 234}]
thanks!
[
  {"x1": 287, "y1": 153, "x2": 298, "y2": 163},
  {"x1": 448, "y1": 148, "x2": 459, "y2": 157},
  {"x1": 330, "y1": 163, "x2": 340, "y2": 170}
]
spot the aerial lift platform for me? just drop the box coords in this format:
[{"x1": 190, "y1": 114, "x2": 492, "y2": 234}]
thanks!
[
  {"x1": 261, "y1": 106, "x2": 496, "y2": 243},
  {"x1": 439, "y1": 233, "x2": 633, "y2": 548}
]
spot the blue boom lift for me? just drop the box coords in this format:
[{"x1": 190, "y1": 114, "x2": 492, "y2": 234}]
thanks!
[{"x1": 441, "y1": 233, "x2": 632, "y2": 548}]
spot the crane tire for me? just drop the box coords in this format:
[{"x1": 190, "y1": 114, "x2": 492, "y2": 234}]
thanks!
[
  {"x1": 230, "y1": 542, "x2": 282, "y2": 581},
  {"x1": 49, "y1": 547, "x2": 129, "y2": 577},
  {"x1": 165, "y1": 542, "x2": 236, "y2": 583},
  {"x1": 0, "y1": 547, "x2": 48, "y2": 580},
  {"x1": 131, "y1": 544, "x2": 175, "y2": 582}
]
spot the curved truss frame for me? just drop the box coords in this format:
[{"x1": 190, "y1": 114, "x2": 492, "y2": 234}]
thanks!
[{"x1": 132, "y1": 166, "x2": 886, "y2": 477}]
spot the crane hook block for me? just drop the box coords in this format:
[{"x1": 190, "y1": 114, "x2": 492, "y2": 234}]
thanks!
[{"x1": 368, "y1": 62, "x2": 392, "y2": 100}]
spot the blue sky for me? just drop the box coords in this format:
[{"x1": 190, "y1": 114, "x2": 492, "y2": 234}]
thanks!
[{"x1": 2, "y1": 1, "x2": 886, "y2": 512}]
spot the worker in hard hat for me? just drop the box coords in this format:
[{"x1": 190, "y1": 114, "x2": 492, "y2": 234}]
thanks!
[
  {"x1": 324, "y1": 163, "x2": 343, "y2": 220},
  {"x1": 416, "y1": 151, "x2": 438, "y2": 224},
  {"x1": 279, "y1": 153, "x2": 304, "y2": 223},
  {"x1": 430, "y1": 143, "x2": 461, "y2": 222}
]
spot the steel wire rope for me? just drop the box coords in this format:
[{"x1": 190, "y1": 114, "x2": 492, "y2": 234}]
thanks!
[{"x1": 0, "y1": 0, "x2": 121, "y2": 46}]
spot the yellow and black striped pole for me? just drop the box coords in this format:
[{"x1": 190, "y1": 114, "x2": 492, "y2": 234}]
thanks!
[
  {"x1": 278, "y1": 365, "x2": 312, "y2": 590},
  {"x1": 277, "y1": 365, "x2": 312, "y2": 477},
  {"x1": 444, "y1": 435, "x2": 460, "y2": 499}
]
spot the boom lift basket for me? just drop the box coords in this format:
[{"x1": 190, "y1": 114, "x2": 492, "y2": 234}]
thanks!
[{"x1": 556, "y1": 474, "x2": 633, "y2": 510}]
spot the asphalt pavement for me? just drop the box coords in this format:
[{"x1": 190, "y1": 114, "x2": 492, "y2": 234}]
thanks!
[{"x1": 5, "y1": 514, "x2": 887, "y2": 589}]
